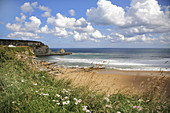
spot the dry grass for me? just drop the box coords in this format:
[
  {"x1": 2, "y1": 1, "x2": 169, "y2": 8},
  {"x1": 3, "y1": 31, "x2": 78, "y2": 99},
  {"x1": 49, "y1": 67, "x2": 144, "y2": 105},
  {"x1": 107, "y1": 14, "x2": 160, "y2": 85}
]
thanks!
[{"x1": 56, "y1": 69, "x2": 170, "y2": 101}]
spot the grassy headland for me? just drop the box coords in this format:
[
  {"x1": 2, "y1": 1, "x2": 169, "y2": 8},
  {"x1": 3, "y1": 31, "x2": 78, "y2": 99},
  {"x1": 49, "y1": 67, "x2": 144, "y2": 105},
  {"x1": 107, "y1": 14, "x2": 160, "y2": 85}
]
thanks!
[{"x1": 0, "y1": 47, "x2": 169, "y2": 112}]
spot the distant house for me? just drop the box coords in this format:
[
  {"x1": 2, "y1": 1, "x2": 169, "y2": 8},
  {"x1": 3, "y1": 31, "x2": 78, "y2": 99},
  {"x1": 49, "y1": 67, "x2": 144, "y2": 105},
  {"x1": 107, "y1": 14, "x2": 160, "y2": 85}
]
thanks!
[{"x1": 8, "y1": 45, "x2": 16, "y2": 47}]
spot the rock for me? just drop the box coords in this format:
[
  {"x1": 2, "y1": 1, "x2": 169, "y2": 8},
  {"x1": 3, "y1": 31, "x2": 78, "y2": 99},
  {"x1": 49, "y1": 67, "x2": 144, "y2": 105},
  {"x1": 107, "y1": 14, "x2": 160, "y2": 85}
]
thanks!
[{"x1": 60, "y1": 48, "x2": 65, "y2": 53}]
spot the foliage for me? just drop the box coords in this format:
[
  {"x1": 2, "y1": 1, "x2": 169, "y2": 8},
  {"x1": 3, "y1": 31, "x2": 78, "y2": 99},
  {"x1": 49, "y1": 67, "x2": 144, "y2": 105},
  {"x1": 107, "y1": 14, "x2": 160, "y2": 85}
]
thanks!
[{"x1": 0, "y1": 48, "x2": 169, "y2": 113}]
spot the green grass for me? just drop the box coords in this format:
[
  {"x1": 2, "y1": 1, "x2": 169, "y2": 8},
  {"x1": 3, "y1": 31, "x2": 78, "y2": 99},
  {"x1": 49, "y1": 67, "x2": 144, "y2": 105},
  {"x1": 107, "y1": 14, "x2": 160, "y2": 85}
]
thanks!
[{"x1": 0, "y1": 48, "x2": 169, "y2": 113}]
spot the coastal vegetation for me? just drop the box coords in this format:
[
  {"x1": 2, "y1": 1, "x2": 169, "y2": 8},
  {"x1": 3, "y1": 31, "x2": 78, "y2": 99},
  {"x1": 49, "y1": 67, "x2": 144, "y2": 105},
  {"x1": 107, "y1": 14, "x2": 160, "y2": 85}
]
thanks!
[{"x1": 0, "y1": 47, "x2": 169, "y2": 113}]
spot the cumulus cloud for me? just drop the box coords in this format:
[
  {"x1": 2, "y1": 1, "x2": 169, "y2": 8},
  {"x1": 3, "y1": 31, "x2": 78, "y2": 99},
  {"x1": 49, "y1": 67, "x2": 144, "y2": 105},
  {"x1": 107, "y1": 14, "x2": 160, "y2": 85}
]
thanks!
[
  {"x1": 69, "y1": 9, "x2": 75, "y2": 16},
  {"x1": 6, "y1": 15, "x2": 42, "y2": 39},
  {"x1": 38, "y1": 5, "x2": 51, "y2": 17},
  {"x1": 87, "y1": 0, "x2": 170, "y2": 44},
  {"x1": 86, "y1": 0, "x2": 126, "y2": 26},
  {"x1": 23, "y1": 16, "x2": 41, "y2": 32},
  {"x1": 31, "y1": 2, "x2": 38, "y2": 8},
  {"x1": 6, "y1": 23, "x2": 22, "y2": 32},
  {"x1": 47, "y1": 13, "x2": 105, "y2": 40},
  {"x1": 15, "y1": 13, "x2": 26, "y2": 22},
  {"x1": 21, "y1": 2, "x2": 34, "y2": 13}
]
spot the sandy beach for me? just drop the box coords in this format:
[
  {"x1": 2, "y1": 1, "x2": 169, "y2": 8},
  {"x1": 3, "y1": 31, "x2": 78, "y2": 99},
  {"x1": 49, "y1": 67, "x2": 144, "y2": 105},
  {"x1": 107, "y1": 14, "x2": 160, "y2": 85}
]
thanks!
[{"x1": 51, "y1": 66, "x2": 170, "y2": 98}]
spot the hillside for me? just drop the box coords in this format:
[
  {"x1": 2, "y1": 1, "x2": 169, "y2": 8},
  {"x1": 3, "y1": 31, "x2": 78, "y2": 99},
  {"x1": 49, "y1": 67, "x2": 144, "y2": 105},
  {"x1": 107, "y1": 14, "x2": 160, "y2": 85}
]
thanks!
[
  {"x1": 0, "y1": 39, "x2": 72, "y2": 56},
  {"x1": 0, "y1": 47, "x2": 169, "y2": 112}
]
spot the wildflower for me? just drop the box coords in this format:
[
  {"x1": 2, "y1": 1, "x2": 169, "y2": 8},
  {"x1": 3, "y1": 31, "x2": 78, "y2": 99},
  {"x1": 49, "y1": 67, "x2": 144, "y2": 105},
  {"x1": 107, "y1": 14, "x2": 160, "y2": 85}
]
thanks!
[
  {"x1": 133, "y1": 106, "x2": 142, "y2": 111},
  {"x1": 82, "y1": 106, "x2": 91, "y2": 113},
  {"x1": 42, "y1": 76, "x2": 45, "y2": 78},
  {"x1": 117, "y1": 111, "x2": 121, "y2": 113},
  {"x1": 62, "y1": 89, "x2": 69, "y2": 93},
  {"x1": 74, "y1": 98, "x2": 82, "y2": 105},
  {"x1": 64, "y1": 96, "x2": 68, "y2": 99},
  {"x1": 35, "y1": 90, "x2": 38, "y2": 93},
  {"x1": 82, "y1": 106, "x2": 88, "y2": 111},
  {"x1": 106, "y1": 105, "x2": 112, "y2": 108},
  {"x1": 56, "y1": 94, "x2": 62, "y2": 98},
  {"x1": 56, "y1": 103, "x2": 60, "y2": 105},
  {"x1": 42, "y1": 93, "x2": 49, "y2": 96},
  {"x1": 138, "y1": 98, "x2": 144, "y2": 102},
  {"x1": 21, "y1": 80, "x2": 24, "y2": 82},
  {"x1": 11, "y1": 84, "x2": 13, "y2": 86},
  {"x1": 104, "y1": 97, "x2": 110, "y2": 102},
  {"x1": 133, "y1": 106, "x2": 137, "y2": 108},
  {"x1": 33, "y1": 83, "x2": 37, "y2": 86},
  {"x1": 107, "y1": 94, "x2": 110, "y2": 97},
  {"x1": 12, "y1": 101, "x2": 15, "y2": 104},
  {"x1": 52, "y1": 100, "x2": 55, "y2": 102},
  {"x1": 62, "y1": 100, "x2": 70, "y2": 105}
]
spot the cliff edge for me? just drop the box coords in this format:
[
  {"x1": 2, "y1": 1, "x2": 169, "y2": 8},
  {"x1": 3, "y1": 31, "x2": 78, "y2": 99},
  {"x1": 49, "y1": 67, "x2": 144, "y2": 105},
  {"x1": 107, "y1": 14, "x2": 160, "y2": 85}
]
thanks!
[{"x1": 0, "y1": 39, "x2": 72, "y2": 56}]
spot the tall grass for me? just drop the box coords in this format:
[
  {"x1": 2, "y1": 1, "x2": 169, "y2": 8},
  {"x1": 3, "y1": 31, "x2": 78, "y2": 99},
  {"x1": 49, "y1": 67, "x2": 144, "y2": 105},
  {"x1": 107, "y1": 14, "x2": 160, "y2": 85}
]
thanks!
[{"x1": 0, "y1": 47, "x2": 169, "y2": 112}]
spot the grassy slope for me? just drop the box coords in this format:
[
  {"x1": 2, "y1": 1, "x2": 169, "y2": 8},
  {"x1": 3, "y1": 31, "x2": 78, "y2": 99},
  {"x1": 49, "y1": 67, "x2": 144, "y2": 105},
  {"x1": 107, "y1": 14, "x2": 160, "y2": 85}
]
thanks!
[{"x1": 0, "y1": 47, "x2": 169, "y2": 113}]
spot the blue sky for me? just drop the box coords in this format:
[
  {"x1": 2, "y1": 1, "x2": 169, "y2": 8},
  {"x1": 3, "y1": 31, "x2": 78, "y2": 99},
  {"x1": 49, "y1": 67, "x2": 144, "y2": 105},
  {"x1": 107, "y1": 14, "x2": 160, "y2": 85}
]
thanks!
[{"x1": 0, "y1": 0, "x2": 170, "y2": 48}]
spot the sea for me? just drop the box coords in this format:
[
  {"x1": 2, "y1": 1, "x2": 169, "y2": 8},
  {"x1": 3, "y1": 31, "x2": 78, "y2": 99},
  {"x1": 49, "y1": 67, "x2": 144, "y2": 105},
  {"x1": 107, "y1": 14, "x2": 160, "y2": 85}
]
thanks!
[{"x1": 37, "y1": 48, "x2": 170, "y2": 71}]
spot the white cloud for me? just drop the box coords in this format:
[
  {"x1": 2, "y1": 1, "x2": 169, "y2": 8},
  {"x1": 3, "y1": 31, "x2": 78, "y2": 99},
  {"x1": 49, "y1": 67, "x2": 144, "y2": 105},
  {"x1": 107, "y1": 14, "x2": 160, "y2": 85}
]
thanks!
[
  {"x1": 42, "y1": 11, "x2": 51, "y2": 17},
  {"x1": 40, "y1": 25, "x2": 50, "y2": 33},
  {"x1": 23, "y1": 16, "x2": 41, "y2": 32},
  {"x1": 7, "y1": 32, "x2": 40, "y2": 39},
  {"x1": 53, "y1": 27, "x2": 72, "y2": 38},
  {"x1": 15, "y1": 13, "x2": 26, "y2": 22},
  {"x1": 21, "y1": 2, "x2": 34, "y2": 13},
  {"x1": 160, "y1": 33, "x2": 170, "y2": 44},
  {"x1": 87, "y1": 0, "x2": 170, "y2": 44},
  {"x1": 6, "y1": 23, "x2": 22, "y2": 32},
  {"x1": 86, "y1": 0, "x2": 126, "y2": 26},
  {"x1": 38, "y1": 5, "x2": 51, "y2": 17},
  {"x1": 31, "y1": 2, "x2": 38, "y2": 8},
  {"x1": 47, "y1": 13, "x2": 105, "y2": 41},
  {"x1": 69, "y1": 9, "x2": 75, "y2": 16},
  {"x1": 108, "y1": 33, "x2": 154, "y2": 43}
]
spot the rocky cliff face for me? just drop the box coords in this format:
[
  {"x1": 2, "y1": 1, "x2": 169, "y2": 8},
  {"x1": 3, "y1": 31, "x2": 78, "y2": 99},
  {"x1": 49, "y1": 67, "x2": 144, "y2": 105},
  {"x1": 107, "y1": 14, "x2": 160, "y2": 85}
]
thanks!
[{"x1": 0, "y1": 39, "x2": 51, "y2": 56}]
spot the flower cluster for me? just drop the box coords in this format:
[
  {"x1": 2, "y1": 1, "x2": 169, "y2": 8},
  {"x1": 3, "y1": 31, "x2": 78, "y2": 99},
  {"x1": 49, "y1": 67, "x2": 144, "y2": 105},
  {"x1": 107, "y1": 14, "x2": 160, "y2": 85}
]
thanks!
[
  {"x1": 104, "y1": 97, "x2": 110, "y2": 102},
  {"x1": 82, "y1": 106, "x2": 91, "y2": 113},
  {"x1": 133, "y1": 106, "x2": 142, "y2": 111},
  {"x1": 73, "y1": 98, "x2": 82, "y2": 105}
]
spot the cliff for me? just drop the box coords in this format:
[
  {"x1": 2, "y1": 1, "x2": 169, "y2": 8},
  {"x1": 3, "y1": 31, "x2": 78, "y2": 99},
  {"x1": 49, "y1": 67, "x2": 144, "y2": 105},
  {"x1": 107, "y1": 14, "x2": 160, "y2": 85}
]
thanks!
[{"x1": 0, "y1": 39, "x2": 72, "y2": 56}]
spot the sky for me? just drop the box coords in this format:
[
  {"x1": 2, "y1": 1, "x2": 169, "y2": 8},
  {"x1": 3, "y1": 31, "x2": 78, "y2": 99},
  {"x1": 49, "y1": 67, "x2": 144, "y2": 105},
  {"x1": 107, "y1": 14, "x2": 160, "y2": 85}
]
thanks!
[{"x1": 0, "y1": 0, "x2": 170, "y2": 48}]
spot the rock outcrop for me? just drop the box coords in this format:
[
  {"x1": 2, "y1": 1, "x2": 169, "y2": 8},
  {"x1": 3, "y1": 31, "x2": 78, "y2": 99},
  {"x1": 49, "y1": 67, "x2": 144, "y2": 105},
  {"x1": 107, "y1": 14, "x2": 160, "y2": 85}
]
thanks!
[{"x1": 0, "y1": 39, "x2": 72, "y2": 56}]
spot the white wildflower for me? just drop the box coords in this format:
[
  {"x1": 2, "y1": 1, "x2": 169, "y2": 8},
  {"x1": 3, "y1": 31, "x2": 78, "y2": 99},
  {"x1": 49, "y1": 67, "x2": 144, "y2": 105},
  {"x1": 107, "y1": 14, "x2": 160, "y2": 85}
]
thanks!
[
  {"x1": 43, "y1": 93, "x2": 49, "y2": 96},
  {"x1": 52, "y1": 100, "x2": 55, "y2": 102},
  {"x1": 33, "y1": 83, "x2": 37, "y2": 86},
  {"x1": 107, "y1": 94, "x2": 110, "y2": 97},
  {"x1": 42, "y1": 76, "x2": 45, "y2": 78},
  {"x1": 104, "y1": 97, "x2": 110, "y2": 102},
  {"x1": 64, "y1": 96, "x2": 68, "y2": 99},
  {"x1": 56, "y1": 94, "x2": 61, "y2": 97},
  {"x1": 12, "y1": 101, "x2": 15, "y2": 104},
  {"x1": 11, "y1": 84, "x2": 13, "y2": 86},
  {"x1": 82, "y1": 106, "x2": 88, "y2": 111},
  {"x1": 117, "y1": 111, "x2": 121, "y2": 113},
  {"x1": 82, "y1": 106, "x2": 91, "y2": 113},
  {"x1": 86, "y1": 110, "x2": 91, "y2": 113},
  {"x1": 35, "y1": 90, "x2": 38, "y2": 93},
  {"x1": 21, "y1": 80, "x2": 24, "y2": 82},
  {"x1": 56, "y1": 103, "x2": 60, "y2": 105},
  {"x1": 62, "y1": 89, "x2": 69, "y2": 93},
  {"x1": 138, "y1": 99, "x2": 144, "y2": 102},
  {"x1": 106, "y1": 104, "x2": 112, "y2": 108}
]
